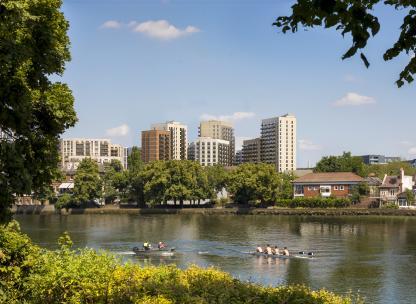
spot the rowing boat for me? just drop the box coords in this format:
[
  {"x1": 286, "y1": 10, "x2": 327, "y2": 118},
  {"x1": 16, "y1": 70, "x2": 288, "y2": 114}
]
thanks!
[
  {"x1": 249, "y1": 252, "x2": 312, "y2": 259},
  {"x1": 132, "y1": 247, "x2": 176, "y2": 256}
]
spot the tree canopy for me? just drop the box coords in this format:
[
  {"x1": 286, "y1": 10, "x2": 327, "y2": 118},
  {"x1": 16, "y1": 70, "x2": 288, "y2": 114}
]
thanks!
[
  {"x1": 314, "y1": 152, "x2": 367, "y2": 177},
  {"x1": 72, "y1": 159, "x2": 102, "y2": 206},
  {"x1": 0, "y1": 0, "x2": 76, "y2": 223},
  {"x1": 227, "y1": 163, "x2": 294, "y2": 205},
  {"x1": 274, "y1": 1, "x2": 416, "y2": 87}
]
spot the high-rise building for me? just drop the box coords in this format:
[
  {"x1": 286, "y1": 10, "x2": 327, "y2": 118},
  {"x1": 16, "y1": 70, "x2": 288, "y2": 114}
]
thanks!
[
  {"x1": 260, "y1": 114, "x2": 296, "y2": 172},
  {"x1": 151, "y1": 121, "x2": 187, "y2": 160},
  {"x1": 234, "y1": 150, "x2": 243, "y2": 165},
  {"x1": 193, "y1": 137, "x2": 230, "y2": 167},
  {"x1": 59, "y1": 138, "x2": 127, "y2": 171},
  {"x1": 199, "y1": 120, "x2": 235, "y2": 166},
  {"x1": 141, "y1": 130, "x2": 171, "y2": 163},
  {"x1": 242, "y1": 138, "x2": 262, "y2": 163}
]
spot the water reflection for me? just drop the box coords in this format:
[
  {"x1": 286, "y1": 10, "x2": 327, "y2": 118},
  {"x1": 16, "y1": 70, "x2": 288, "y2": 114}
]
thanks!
[{"x1": 15, "y1": 214, "x2": 416, "y2": 304}]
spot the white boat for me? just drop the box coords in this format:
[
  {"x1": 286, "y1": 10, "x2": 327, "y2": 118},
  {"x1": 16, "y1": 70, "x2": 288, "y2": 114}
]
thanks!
[{"x1": 132, "y1": 247, "x2": 176, "y2": 256}]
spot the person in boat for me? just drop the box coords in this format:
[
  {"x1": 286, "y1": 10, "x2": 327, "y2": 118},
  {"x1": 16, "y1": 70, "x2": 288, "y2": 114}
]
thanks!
[
  {"x1": 282, "y1": 247, "x2": 290, "y2": 256},
  {"x1": 158, "y1": 241, "x2": 166, "y2": 249},
  {"x1": 266, "y1": 244, "x2": 273, "y2": 255},
  {"x1": 143, "y1": 242, "x2": 152, "y2": 251},
  {"x1": 256, "y1": 246, "x2": 263, "y2": 253},
  {"x1": 273, "y1": 246, "x2": 280, "y2": 255}
]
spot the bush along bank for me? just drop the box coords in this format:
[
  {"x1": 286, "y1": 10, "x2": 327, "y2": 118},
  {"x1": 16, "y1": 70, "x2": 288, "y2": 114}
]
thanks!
[
  {"x1": 0, "y1": 221, "x2": 362, "y2": 304},
  {"x1": 274, "y1": 197, "x2": 352, "y2": 208}
]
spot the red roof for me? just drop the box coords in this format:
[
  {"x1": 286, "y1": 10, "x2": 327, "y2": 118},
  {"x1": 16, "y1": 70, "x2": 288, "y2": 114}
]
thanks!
[{"x1": 293, "y1": 172, "x2": 364, "y2": 184}]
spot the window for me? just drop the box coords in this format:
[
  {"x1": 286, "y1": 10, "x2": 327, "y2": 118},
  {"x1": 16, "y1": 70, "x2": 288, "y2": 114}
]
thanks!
[
  {"x1": 334, "y1": 186, "x2": 339, "y2": 190},
  {"x1": 339, "y1": 185, "x2": 344, "y2": 190}
]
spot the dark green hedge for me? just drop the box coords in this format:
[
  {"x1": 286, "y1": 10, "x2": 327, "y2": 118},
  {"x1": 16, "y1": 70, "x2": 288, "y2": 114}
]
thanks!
[{"x1": 274, "y1": 197, "x2": 352, "y2": 208}]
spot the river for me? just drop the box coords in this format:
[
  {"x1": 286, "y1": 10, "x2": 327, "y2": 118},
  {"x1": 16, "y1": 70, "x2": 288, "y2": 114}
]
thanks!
[{"x1": 14, "y1": 214, "x2": 416, "y2": 303}]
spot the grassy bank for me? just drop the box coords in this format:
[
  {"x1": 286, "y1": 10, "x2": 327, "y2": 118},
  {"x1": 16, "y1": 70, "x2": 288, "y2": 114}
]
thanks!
[{"x1": 0, "y1": 222, "x2": 360, "y2": 304}]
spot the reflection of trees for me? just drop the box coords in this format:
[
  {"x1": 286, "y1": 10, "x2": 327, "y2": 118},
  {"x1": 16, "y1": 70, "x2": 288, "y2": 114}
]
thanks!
[{"x1": 285, "y1": 259, "x2": 311, "y2": 285}]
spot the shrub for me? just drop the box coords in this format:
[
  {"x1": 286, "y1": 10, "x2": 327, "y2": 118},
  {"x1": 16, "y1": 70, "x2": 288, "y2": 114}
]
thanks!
[
  {"x1": 381, "y1": 202, "x2": 399, "y2": 209},
  {"x1": 274, "y1": 197, "x2": 351, "y2": 208},
  {"x1": 0, "y1": 224, "x2": 361, "y2": 304}
]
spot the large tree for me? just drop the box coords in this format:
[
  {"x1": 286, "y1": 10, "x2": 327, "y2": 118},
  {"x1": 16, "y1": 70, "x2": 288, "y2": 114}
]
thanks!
[
  {"x1": 227, "y1": 163, "x2": 289, "y2": 205},
  {"x1": 314, "y1": 152, "x2": 368, "y2": 176},
  {"x1": 72, "y1": 159, "x2": 102, "y2": 206},
  {"x1": 274, "y1": 1, "x2": 416, "y2": 87},
  {"x1": 0, "y1": 0, "x2": 76, "y2": 223}
]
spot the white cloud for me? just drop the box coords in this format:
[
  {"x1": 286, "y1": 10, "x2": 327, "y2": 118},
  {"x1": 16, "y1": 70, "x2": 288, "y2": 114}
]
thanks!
[
  {"x1": 408, "y1": 147, "x2": 416, "y2": 155},
  {"x1": 106, "y1": 124, "x2": 130, "y2": 137},
  {"x1": 100, "y1": 20, "x2": 122, "y2": 29},
  {"x1": 298, "y1": 139, "x2": 322, "y2": 151},
  {"x1": 333, "y1": 92, "x2": 376, "y2": 107},
  {"x1": 200, "y1": 112, "x2": 255, "y2": 123},
  {"x1": 129, "y1": 20, "x2": 200, "y2": 40}
]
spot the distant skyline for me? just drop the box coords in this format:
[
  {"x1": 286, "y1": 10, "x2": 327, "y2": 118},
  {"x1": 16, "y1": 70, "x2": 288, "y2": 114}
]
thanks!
[{"x1": 60, "y1": 0, "x2": 416, "y2": 167}]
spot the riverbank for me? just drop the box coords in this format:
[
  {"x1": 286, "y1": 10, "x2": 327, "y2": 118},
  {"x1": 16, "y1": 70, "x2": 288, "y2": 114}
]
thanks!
[{"x1": 12, "y1": 204, "x2": 416, "y2": 216}]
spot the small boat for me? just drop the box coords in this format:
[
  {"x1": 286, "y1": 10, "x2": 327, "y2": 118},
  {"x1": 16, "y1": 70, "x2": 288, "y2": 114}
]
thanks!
[{"x1": 132, "y1": 246, "x2": 176, "y2": 256}]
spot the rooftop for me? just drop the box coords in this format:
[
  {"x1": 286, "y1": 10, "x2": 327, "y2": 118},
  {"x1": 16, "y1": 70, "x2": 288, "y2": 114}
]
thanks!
[{"x1": 293, "y1": 172, "x2": 364, "y2": 183}]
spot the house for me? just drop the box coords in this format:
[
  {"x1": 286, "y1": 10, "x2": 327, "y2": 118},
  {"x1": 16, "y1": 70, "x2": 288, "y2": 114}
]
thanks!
[
  {"x1": 379, "y1": 168, "x2": 415, "y2": 208},
  {"x1": 364, "y1": 176, "x2": 382, "y2": 200},
  {"x1": 292, "y1": 172, "x2": 364, "y2": 198}
]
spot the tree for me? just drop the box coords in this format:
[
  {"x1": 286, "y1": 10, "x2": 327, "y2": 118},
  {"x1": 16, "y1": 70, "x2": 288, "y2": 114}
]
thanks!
[
  {"x1": 205, "y1": 165, "x2": 228, "y2": 194},
  {"x1": 103, "y1": 160, "x2": 126, "y2": 204},
  {"x1": 274, "y1": 1, "x2": 416, "y2": 87},
  {"x1": 0, "y1": 0, "x2": 76, "y2": 223},
  {"x1": 367, "y1": 161, "x2": 416, "y2": 178},
  {"x1": 72, "y1": 159, "x2": 102, "y2": 206},
  {"x1": 126, "y1": 147, "x2": 145, "y2": 206},
  {"x1": 405, "y1": 188, "x2": 415, "y2": 205},
  {"x1": 314, "y1": 152, "x2": 367, "y2": 177},
  {"x1": 227, "y1": 163, "x2": 283, "y2": 205}
]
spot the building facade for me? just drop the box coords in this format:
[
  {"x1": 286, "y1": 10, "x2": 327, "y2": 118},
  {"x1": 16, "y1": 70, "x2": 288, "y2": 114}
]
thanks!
[
  {"x1": 193, "y1": 137, "x2": 230, "y2": 167},
  {"x1": 293, "y1": 172, "x2": 364, "y2": 198},
  {"x1": 141, "y1": 130, "x2": 171, "y2": 163},
  {"x1": 151, "y1": 121, "x2": 188, "y2": 160},
  {"x1": 379, "y1": 168, "x2": 414, "y2": 207},
  {"x1": 261, "y1": 114, "x2": 296, "y2": 172},
  {"x1": 234, "y1": 150, "x2": 243, "y2": 165},
  {"x1": 59, "y1": 138, "x2": 127, "y2": 171},
  {"x1": 199, "y1": 120, "x2": 235, "y2": 166},
  {"x1": 361, "y1": 155, "x2": 401, "y2": 165},
  {"x1": 242, "y1": 137, "x2": 262, "y2": 163}
]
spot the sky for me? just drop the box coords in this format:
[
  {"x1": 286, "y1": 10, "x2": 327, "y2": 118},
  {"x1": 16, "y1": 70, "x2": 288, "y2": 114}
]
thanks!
[{"x1": 60, "y1": 0, "x2": 416, "y2": 167}]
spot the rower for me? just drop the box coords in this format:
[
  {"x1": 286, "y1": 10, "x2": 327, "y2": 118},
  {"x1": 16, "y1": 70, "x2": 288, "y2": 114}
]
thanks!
[
  {"x1": 273, "y1": 246, "x2": 280, "y2": 255},
  {"x1": 266, "y1": 244, "x2": 273, "y2": 255},
  {"x1": 282, "y1": 247, "x2": 290, "y2": 256},
  {"x1": 256, "y1": 246, "x2": 263, "y2": 253},
  {"x1": 143, "y1": 242, "x2": 152, "y2": 251},
  {"x1": 158, "y1": 242, "x2": 166, "y2": 249}
]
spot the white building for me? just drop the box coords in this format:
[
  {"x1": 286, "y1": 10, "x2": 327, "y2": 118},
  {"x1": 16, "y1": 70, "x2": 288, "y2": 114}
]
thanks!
[
  {"x1": 193, "y1": 137, "x2": 230, "y2": 167},
  {"x1": 59, "y1": 138, "x2": 127, "y2": 171},
  {"x1": 261, "y1": 114, "x2": 296, "y2": 172},
  {"x1": 199, "y1": 120, "x2": 235, "y2": 166},
  {"x1": 151, "y1": 121, "x2": 188, "y2": 160}
]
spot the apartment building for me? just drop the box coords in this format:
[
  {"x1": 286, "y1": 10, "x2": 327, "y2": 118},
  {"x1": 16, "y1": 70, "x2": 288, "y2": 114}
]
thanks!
[
  {"x1": 151, "y1": 121, "x2": 187, "y2": 160},
  {"x1": 261, "y1": 114, "x2": 296, "y2": 172},
  {"x1": 242, "y1": 138, "x2": 262, "y2": 163},
  {"x1": 59, "y1": 138, "x2": 127, "y2": 171},
  {"x1": 199, "y1": 120, "x2": 235, "y2": 165},
  {"x1": 361, "y1": 155, "x2": 401, "y2": 165},
  {"x1": 141, "y1": 130, "x2": 171, "y2": 163},
  {"x1": 193, "y1": 137, "x2": 230, "y2": 167}
]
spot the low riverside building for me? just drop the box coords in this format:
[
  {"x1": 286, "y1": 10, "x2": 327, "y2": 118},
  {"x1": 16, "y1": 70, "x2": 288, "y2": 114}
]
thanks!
[
  {"x1": 292, "y1": 172, "x2": 364, "y2": 199},
  {"x1": 379, "y1": 168, "x2": 414, "y2": 207}
]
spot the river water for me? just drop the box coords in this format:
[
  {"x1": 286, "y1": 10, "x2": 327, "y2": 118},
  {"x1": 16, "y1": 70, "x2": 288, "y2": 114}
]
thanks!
[{"x1": 15, "y1": 214, "x2": 416, "y2": 303}]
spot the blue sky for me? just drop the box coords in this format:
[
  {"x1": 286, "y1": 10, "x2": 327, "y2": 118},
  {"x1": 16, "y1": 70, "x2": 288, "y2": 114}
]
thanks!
[{"x1": 60, "y1": 0, "x2": 416, "y2": 167}]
